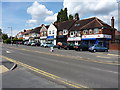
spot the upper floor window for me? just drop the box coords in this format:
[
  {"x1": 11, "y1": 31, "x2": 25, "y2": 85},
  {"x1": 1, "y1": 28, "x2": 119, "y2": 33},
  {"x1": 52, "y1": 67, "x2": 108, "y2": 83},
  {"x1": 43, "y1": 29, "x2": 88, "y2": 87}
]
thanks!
[
  {"x1": 89, "y1": 29, "x2": 92, "y2": 34},
  {"x1": 94, "y1": 28, "x2": 99, "y2": 33},
  {"x1": 59, "y1": 31, "x2": 63, "y2": 35},
  {"x1": 77, "y1": 31, "x2": 81, "y2": 36},
  {"x1": 63, "y1": 30, "x2": 68, "y2": 35},
  {"x1": 43, "y1": 32, "x2": 47, "y2": 36},
  {"x1": 83, "y1": 30, "x2": 88, "y2": 35},
  {"x1": 70, "y1": 31, "x2": 74, "y2": 36},
  {"x1": 49, "y1": 31, "x2": 51, "y2": 35},
  {"x1": 52, "y1": 30, "x2": 54, "y2": 34}
]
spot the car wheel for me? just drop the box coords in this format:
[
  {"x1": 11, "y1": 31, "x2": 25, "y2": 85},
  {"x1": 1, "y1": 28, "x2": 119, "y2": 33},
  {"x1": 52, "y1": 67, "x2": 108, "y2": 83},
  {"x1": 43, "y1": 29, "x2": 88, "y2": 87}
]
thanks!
[
  {"x1": 79, "y1": 49, "x2": 82, "y2": 51},
  {"x1": 66, "y1": 47, "x2": 69, "y2": 50},
  {"x1": 93, "y1": 49, "x2": 96, "y2": 53},
  {"x1": 105, "y1": 49, "x2": 108, "y2": 52}
]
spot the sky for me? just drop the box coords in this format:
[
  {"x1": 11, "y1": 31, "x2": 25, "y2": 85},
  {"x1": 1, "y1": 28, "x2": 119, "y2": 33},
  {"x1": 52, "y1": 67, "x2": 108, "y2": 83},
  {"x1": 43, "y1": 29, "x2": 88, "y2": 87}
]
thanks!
[{"x1": 1, "y1": 0, "x2": 119, "y2": 37}]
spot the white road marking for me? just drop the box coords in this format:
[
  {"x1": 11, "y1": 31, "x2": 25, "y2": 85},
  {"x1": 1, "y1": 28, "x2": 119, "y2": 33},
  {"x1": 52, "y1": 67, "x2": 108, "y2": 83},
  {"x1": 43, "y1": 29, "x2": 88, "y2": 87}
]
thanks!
[{"x1": 91, "y1": 67, "x2": 118, "y2": 74}]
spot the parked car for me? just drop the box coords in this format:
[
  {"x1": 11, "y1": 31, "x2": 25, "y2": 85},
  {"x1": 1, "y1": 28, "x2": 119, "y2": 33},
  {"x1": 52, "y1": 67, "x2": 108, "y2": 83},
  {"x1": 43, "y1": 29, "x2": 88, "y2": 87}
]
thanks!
[
  {"x1": 44, "y1": 43, "x2": 54, "y2": 48},
  {"x1": 89, "y1": 44, "x2": 108, "y2": 52},
  {"x1": 27, "y1": 42, "x2": 32, "y2": 46},
  {"x1": 57, "y1": 42, "x2": 75, "y2": 50},
  {"x1": 40, "y1": 43, "x2": 46, "y2": 47},
  {"x1": 24, "y1": 41, "x2": 28, "y2": 45},
  {"x1": 31, "y1": 42, "x2": 41, "y2": 46},
  {"x1": 74, "y1": 44, "x2": 89, "y2": 51}
]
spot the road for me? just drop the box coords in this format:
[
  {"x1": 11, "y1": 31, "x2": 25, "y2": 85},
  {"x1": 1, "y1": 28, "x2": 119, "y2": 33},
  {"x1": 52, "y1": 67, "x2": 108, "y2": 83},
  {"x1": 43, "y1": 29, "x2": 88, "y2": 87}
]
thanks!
[{"x1": 1, "y1": 44, "x2": 119, "y2": 88}]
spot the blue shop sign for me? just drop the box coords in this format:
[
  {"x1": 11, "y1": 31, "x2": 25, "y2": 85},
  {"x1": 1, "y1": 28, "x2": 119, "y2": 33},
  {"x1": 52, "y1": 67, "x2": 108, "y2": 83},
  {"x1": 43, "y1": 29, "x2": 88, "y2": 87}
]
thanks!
[{"x1": 47, "y1": 36, "x2": 54, "y2": 39}]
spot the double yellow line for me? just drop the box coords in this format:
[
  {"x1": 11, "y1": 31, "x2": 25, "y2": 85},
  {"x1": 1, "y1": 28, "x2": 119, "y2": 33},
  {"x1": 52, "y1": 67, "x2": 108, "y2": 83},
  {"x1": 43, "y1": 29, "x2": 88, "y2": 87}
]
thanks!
[
  {"x1": 1, "y1": 55, "x2": 88, "y2": 88},
  {"x1": 7, "y1": 47, "x2": 120, "y2": 65}
]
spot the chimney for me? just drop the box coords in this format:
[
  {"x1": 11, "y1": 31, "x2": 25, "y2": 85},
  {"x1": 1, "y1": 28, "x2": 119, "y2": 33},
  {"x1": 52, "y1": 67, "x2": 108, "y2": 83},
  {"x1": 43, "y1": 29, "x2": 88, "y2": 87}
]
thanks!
[
  {"x1": 24, "y1": 30, "x2": 26, "y2": 32},
  {"x1": 75, "y1": 15, "x2": 79, "y2": 20},
  {"x1": 111, "y1": 17, "x2": 114, "y2": 28}
]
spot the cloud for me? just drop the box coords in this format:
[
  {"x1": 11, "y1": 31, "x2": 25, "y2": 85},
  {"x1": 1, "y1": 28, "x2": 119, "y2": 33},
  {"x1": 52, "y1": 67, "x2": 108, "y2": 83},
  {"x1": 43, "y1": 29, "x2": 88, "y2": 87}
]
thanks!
[
  {"x1": 26, "y1": 1, "x2": 54, "y2": 25},
  {"x1": 44, "y1": 13, "x2": 58, "y2": 23},
  {"x1": 63, "y1": 0, "x2": 118, "y2": 29}
]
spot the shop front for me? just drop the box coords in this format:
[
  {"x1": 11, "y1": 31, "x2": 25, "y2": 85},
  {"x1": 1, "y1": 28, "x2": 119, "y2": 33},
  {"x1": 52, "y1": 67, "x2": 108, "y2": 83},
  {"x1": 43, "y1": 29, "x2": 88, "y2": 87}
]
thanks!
[
  {"x1": 82, "y1": 34, "x2": 111, "y2": 48},
  {"x1": 40, "y1": 36, "x2": 47, "y2": 44},
  {"x1": 47, "y1": 36, "x2": 56, "y2": 45},
  {"x1": 67, "y1": 37, "x2": 81, "y2": 45},
  {"x1": 57, "y1": 35, "x2": 67, "y2": 44}
]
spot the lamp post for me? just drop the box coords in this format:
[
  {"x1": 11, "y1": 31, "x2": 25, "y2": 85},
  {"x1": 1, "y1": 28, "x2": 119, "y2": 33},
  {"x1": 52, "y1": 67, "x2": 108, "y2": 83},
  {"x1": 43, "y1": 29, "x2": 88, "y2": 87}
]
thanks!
[{"x1": 8, "y1": 27, "x2": 12, "y2": 45}]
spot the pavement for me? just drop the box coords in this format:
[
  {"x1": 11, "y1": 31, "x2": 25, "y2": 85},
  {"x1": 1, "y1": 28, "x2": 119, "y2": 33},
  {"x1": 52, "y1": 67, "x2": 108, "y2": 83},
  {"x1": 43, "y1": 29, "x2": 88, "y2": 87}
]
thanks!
[{"x1": 1, "y1": 44, "x2": 119, "y2": 88}]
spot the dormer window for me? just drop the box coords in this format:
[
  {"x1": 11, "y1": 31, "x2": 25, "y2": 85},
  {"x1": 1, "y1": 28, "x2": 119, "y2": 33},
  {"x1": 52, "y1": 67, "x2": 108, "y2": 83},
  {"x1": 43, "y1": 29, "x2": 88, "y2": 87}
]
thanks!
[
  {"x1": 94, "y1": 28, "x2": 99, "y2": 33},
  {"x1": 75, "y1": 24, "x2": 80, "y2": 26}
]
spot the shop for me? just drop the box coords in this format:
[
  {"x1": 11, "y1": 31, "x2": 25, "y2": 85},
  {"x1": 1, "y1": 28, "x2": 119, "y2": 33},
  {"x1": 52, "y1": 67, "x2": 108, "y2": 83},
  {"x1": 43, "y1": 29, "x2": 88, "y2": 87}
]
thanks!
[
  {"x1": 57, "y1": 35, "x2": 67, "y2": 44},
  {"x1": 40, "y1": 36, "x2": 47, "y2": 44},
  {"x1": 67, "y1": 37, "x2": 81, "y2": 45},
  {"x1": 82, "y1": 34, "x2": 111, "y2": 48},
  {"x1": 47, "y1": 36, "x2": 56, "y2": 45}
]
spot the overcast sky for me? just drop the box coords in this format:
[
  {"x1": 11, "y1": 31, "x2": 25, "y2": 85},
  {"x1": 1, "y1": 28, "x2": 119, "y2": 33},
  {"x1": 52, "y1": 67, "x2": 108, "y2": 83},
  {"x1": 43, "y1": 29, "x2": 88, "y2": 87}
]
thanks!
[{"x1": 1, "y1": 0, "x2": 118, "y2": 36}]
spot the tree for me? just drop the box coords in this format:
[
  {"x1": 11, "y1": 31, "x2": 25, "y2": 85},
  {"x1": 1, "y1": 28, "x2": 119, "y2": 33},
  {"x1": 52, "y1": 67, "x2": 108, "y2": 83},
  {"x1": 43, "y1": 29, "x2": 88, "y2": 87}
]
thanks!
[
  {"x1": 56, "y1": 8, "x2": 68, "y2": 22},
  {"x1": 0, "y1": 29, "x2": 2, "y2": 35},
  {"x1": 2, "y1": 34, "x2": 8, "y2": 40},
  {"x1": 69, "y1": 14, "x2": 73, "y2": 20}
]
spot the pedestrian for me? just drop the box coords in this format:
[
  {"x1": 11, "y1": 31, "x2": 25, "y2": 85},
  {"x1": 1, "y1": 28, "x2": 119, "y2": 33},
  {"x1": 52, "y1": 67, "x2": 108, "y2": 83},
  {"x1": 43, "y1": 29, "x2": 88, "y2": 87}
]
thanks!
[
  {"x1": 50, "y1": 46, "x2": 54, "y2": 52},
  {"x1": 16, "y1": 41, "x2": 18, "y2": 47}
]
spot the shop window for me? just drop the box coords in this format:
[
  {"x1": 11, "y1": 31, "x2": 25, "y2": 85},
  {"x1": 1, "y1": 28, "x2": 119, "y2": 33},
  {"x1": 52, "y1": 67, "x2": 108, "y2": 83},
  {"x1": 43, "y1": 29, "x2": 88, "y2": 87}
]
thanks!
[
  {"x1": 94, "y1": 28, "x2": 99, "y2": 33},
  {"x1": 89, "y1": 29, "x2": 92, "y2": 34}
]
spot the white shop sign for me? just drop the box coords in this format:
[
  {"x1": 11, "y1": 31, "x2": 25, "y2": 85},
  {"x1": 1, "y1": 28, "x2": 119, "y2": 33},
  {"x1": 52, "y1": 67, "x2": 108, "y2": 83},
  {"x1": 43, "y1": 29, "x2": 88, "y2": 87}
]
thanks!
[
  {"x1": 82, "y1": 34, "x2": 111, "y2": 39},
  {"x1": 40, "y1": 36, "x2": 47, "y2": 39},
  {"x1": 67, "y1": 37, "x2": 81, "y2": 41}
]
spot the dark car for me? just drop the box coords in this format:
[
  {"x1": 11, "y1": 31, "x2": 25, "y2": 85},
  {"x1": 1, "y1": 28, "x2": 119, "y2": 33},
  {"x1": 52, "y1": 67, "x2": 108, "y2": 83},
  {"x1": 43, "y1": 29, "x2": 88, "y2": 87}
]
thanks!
[
  {"x1": 89, "y1": 44, "x2": 108, "y2": 52},
  {"x1": 57, "y1": 42, "x2": 75, "y2": 50},
  {"x1": 74, "y1": 44, "x2": 89, "y2": 51}
]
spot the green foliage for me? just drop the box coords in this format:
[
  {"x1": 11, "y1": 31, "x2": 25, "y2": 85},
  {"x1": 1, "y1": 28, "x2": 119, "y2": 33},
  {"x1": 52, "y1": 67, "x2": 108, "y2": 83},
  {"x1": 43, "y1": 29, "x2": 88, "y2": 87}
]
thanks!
[
  {"x1": 2, "y1": 34, "x2": 8, "y2": 40},
  {"x1": 4, "y1": 39, "x2": 11, "y2": 44},
  {"x1": 0, "y1": 29, "x2": 2, "y2": 35},
  {"x1": 56, "y1": 8, "x2": 68, "y2": 22},
  {"x1": 69, "y1": 14, "x2": 73, "y2": 20}
]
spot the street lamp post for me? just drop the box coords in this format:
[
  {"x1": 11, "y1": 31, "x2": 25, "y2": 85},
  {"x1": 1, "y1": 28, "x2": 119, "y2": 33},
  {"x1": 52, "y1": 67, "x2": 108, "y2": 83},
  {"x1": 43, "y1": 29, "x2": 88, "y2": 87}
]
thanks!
[{"x1": 8, "y1": 27, "x2": 12, "y2": 45}]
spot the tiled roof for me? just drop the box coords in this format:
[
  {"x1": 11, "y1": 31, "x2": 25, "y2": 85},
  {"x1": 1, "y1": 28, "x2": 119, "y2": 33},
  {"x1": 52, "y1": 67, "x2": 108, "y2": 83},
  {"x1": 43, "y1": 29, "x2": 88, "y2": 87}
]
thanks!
[
  {"x1": 30, "y1": 26, "x2": 42, "y2": 34},
  {"x1": 69, "y1": 17, "x2": 113, "y2": 31},
  {"x1": 58, "y1": 20, "x2": 76, "y2": 31}
]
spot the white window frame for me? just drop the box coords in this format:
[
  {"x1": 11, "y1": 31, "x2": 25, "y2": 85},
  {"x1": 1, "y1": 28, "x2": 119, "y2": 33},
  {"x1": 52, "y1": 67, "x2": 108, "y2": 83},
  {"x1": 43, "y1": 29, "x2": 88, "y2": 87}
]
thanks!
[
  {"x1": 89, "y1": 29, "x2": 92, "y2": 34},
  {"x1": 83, "y1": 30, "x2": 88, "y2": 35},
  {"x1": 63, "y1": 29, "x2": 68, "y2": 35},
  {"x1": 49, "y1": 31, "x2": 51, "y2": 35},
  {"x1": 52, "y1": 30, "x2": 54, "y2": 34}
]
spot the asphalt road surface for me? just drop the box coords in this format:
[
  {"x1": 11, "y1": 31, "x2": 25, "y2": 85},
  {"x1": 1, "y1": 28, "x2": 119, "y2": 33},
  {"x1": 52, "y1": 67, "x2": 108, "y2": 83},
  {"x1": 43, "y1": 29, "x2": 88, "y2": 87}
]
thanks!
[{"x1": 1, "y1": 44, "x2": 119, "y2": 88}]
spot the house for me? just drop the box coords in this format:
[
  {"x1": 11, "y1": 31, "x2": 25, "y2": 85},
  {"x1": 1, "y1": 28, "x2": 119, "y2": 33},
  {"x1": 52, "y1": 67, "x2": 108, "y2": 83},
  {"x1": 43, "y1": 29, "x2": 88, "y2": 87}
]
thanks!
[
  {"x1": 16, "y1": 31, "x2": 25, "y2": 39},
  {"x1": 40, "y1": 24, "x2": 49, "y2": 44},
  {"x1": 68, "y1": 17, "x2": 115, "y2": 48},
  {"x1": 47, "y1": 23, "x2": 58, "y2": 45},
  {"x1": 22, "y1": 29, "x2": 32, "y2": 41},
  {"x1": 29, "y1": 26, "x2": 42, "y2": 43},
  {"x1": 57, "y1": 20, "x2": 76, "y2": 44}
]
